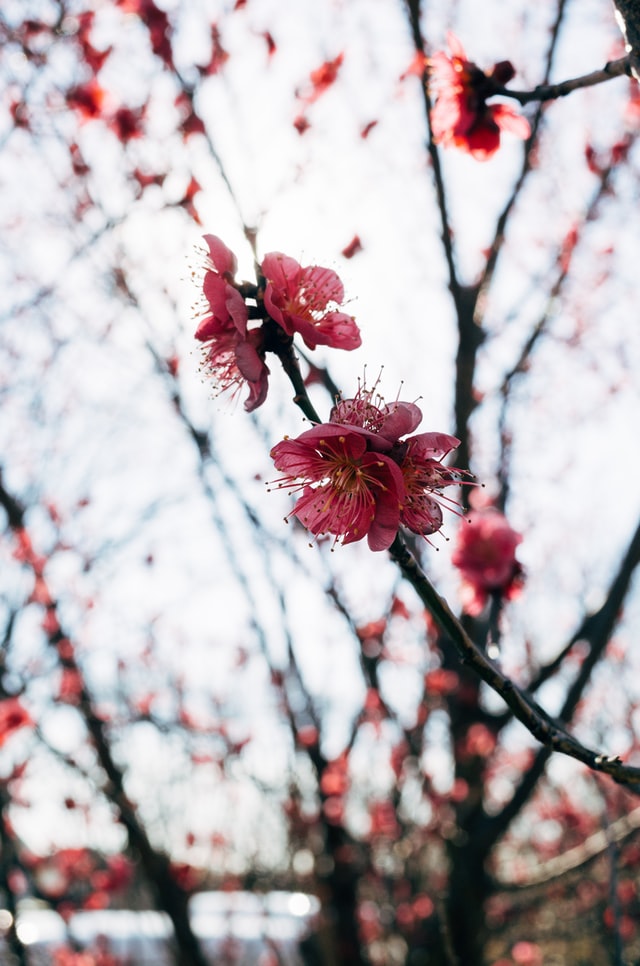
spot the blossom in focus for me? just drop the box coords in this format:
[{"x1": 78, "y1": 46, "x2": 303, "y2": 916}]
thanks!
[
  {"x1": 0, "y1": 697, "x2": 33, "y2": 747},
  {"x1": 451, "y1": 508, "x2": 523, "y2": 615},
  {"x1": 398, "y1": 432, "x2": 464, "y2": 536},
  {"x1": 330, "y1": 390, "x2": 466, "y2": 536},
  {"x1": 270, "y1": 383, "x2": 468, "y2": 550},
  {"x1": 270, "y1": 424, "x2": 405, "y2": 551},
  {"x1": 194, "y1": 234, "x2": 269, "y2": 411},
  {"x1": 262, "y1": 252, "x2": 361, "y2": 351},
  {"x1": 429, "y1": 33, "x2": 530, "y2": 160}
]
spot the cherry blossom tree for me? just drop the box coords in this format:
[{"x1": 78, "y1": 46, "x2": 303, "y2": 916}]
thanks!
[{"x1": 1, "y1": 1, "x2": 640, "y2": 964}]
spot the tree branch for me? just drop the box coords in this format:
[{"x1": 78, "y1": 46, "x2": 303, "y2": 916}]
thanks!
[
  {"x1": 0, "y1": 471, "x2": 210, "y2": 966},
  {"x1": 387, "y1": 533, "x2": 640, "y2": 789},
  {"x1": 498, "y1": 805, "x2": 640, "y2": 889},
  {"x1": 494, "y1": 56, "x2": 630, "y2": 105},
  {"x1": 476, "y1": 0, "x2": 569, "y2": 307}
]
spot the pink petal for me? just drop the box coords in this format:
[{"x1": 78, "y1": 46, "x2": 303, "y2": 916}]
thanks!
[
  {"x1": 310, "y1": 311, "x2": 361, "y2": 351},
  {"x1": 491, "y1": 104, "x2": 531, "y2": 140},
  {"x1": 401, "y1": 495, "x2": 443, "y2": 536},
  {"x1": 261, "y1": 252, "x2": 302, "y2": 294},
  {"x1": 378, "y1": 402, "x2": 423, "y2": 442},
  {"x1": 194, "y1": 314, "x2": 227, "y2": 342},
  {"x1": 300, "y1": 265, "x2": 345, "y2": 307},
  {"x1": 225, "y1": 285, "x2": 249, "y2": 332},
  {"x1": 292, "y1": 483, "x2": 376, "y2": 547},
  {"x1": 203, "y1": 234, "x2": 237, "y2": 276},
  {"x1": 235, "y1": 338, "x2": 266, "y2": 383},
  {"x1": 405, "y1": 432, "x2": 460, "y2": 460},
  {"x1": 270, "y1": 439, "x2": 326, "y2": 478},
  {"x1": 292, "y1": 424, "x2": 369, "y2": 459},
  {"x1": 446, "y1": 31, "x2": 467, "y2": 60},
  {"x1": 363, "y1": 456, "x2": 405, "y2": 550}
]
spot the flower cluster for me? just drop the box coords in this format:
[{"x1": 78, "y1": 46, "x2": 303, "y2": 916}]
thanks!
[
  {"x1": 194, "y1": 235, "x2": 269, "y2": 412},
  {"x1": 194, "y1": 236, "x2": 360, "y2": 411},
  {"x1": 429, "y1": 33, "x2": 530, "y2": 160},
  {"x1": 270, "y1": 385, "x2": 468, "y2": 550},
  {"x1": 451, "y1": 508, "x2": 523, "y2": 615}
]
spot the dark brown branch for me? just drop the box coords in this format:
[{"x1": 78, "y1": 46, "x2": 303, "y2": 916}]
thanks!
[
  {"x1": 388, "y1": 532, "x2": 640, "y2": 789},
  {"x1": 482, "y1": 514, "x2": 640, "y2": 842},
  {"x1": 494, "y1": 56, "x2": 630, "y2": 104},
  {"x1": 0, "y1": 787, "x2": 29, "y2": 966}
]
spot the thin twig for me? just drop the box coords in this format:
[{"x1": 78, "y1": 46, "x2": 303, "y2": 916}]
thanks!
[
  {"x1": 476, "y1": 0, "x2": 570, "y2": 307},
  {"x1": 494, "y1": 56, "x2": 630, "y2": 104}
]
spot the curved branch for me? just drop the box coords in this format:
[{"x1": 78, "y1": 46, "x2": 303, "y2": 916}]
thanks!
[
  {"x1": 494, "y1": 56, "x2": 630, "y2": 105},
  {"x1": 388, "y1": 532, "x2": 640, "y2": 789},
  {"x1": 478, "y1": 515, "x2": 640, "y2": 850},
  {"x1": 0, "y1": 472, "x2": 210, "y2": 966},
  {"x1": 498, "y1": 805, "x2": 640, "y2": 889}
]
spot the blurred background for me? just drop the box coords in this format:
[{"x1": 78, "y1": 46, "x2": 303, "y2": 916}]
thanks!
[{"x1": 1, "y1": 0, "x2": 640, "y2": 963}]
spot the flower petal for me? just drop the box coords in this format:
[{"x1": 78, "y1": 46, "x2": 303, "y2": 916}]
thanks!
[
  {"x1": 203, "y1": 234, "x2": 237, "y2": 276},
  {"x1": 491, "y1": 103, "x2": 531, "y2": 139},
  {"x1": 378, "y1": 402, "x2": 423, "y2": 442}
]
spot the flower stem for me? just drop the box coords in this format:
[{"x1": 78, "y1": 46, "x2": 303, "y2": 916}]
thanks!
[{"x1": 275, "y1": 340, "x2": 322, "y2": 424}]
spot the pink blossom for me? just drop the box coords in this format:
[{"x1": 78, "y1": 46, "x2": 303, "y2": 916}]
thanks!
[
  {"x1": 262, "y1": 252, "x2": 361, "y2": 350},
  {"x1": 270, "y1": 383, "x2": 468, "y2": 550},
  {"x1": 271, "y1": 424, "x2": 404, "y2": 551},
  {"x1": 451, "y1": 508, "x2": 523, "y2": 615},
  {"x1": 398, "y1": 432, "x2": 463, "y2": 535},
  {"x1": 330, "y1": 388, "x2": 466, "y2": 535},
  {"x1": 429, "y1": 33, "x2": 530, "y2": 160},
  {"x1": 194, "y1": 234, "x2": 269, "y2": 411}
]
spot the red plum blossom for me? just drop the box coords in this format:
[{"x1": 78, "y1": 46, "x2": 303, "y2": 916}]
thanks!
[
  {"x1": 194, "y1": 234, "x2": 269, "y2": 411},
  {"x1": 429, "y1": 33, "x2": 530, "y2": 160},
  {"x1": 451, "y1": 508, "x2": 523, "y2": 615},
  {"x1": 262, "y1": 252, "x2": 361, "y2": 351},
  {"x1": 270, "y1": 384, "x2": 469, "y2": 550}
]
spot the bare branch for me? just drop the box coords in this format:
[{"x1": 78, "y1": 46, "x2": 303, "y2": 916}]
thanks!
[
  {"x1": 388, "y1": 533, "x2": 640, "y2": 789},
  {"x1": 494, "y1": 56, "x2": 630, "y2": 105},
  {"x1": 403, "y1": 0, "x2": 465, "y2": 317},
  {"x1": 476, "y1": 0, "x2": 570, "y2": 309},
  {"x1": 499, "y1": 805, "x2": 640, "y2": 889},
  {"x1": 0, "y1": 472, "x2": 210, "y2": 966}
]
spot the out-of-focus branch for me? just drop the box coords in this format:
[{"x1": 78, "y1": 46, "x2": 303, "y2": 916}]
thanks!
[
  {"x1": 145, "y1": 341, "x2": 370, "y2": 965},
  {"x1": 494, "y1": 56, "x2": 630, "y2": 104},
  {"x1": 476, "y1": 0, "x2": 569, "y2": 307},
  {"x1": 498, "y1": 805, "x2": 640, "y2": 889},
  {"x1": 0, "y1": 472, "x2": 209, "y2": 966},
  {"x1": 533, "y1": 515, "x2": 640, "y2": 697},
  {"x1": 0, "y1": 786, "x2": 29, "y2": 966},
  {"x1": 404, "y1": 0, "x2": 483, "y2": 482},
  {"x1": 403, "y1": 0, "x2": 466, "y2": 316},
  {"x1": 496, "y1": 157, "x2": 616, "y2": 508}
]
